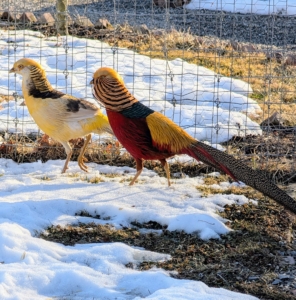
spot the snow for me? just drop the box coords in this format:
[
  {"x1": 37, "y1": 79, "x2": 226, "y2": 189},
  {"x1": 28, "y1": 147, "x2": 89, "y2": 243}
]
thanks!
[
  {"x1": 0, "y1": 29, "x2": 261, "y2": 144},
  {"x1": 186, "y1": 0, "x2": 296, "y2": 15},
  {"x1": 0, "y1": 29, "x2": 262, "y2": 299},
  {"x1": 0, "y1": 159, "x2": 258, "y2": 299}
]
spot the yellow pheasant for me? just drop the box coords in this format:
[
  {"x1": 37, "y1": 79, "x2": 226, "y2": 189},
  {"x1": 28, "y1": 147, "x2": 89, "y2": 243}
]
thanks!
[{"x1": 10, "y1": 58, "x2": 113, "y2": 173}]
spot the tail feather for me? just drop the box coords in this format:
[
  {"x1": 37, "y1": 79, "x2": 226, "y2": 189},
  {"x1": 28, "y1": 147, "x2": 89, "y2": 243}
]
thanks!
[
  {"x1": 93, "y1": 114, "x2": 114, "y2": 136},
  {"x1": 187, "y1": 142, "x2": 238, "y2": 181},
  {"x1": 93, "y1": 124, "x2": 114, "y2": 136},
  {"x1": 102, "y1": 125, "x2": 114, "y2": 136},
  {"x1": 182, "y1": 141, "x2": 296, "y2": 214}
]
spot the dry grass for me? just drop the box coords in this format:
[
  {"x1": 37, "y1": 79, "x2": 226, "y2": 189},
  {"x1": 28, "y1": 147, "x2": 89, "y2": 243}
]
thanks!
[
  {"x1": 196, "y1": 184, "x2": 264, "y2": 200},
  {"x1": 196, "y1": 174, "x2": 266, "y2": 199},
  {"x1": 202, "y1": 174, "x2": 229, "y2": 185},
  {"x1": 100, "y1": 26, "x2": 296, "y2": 125}
]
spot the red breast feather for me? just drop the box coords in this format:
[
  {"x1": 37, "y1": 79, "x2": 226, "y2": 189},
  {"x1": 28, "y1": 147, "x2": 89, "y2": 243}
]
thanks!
[{"x1": 107, "y1": 110, "x2": 173, "y2": 160}]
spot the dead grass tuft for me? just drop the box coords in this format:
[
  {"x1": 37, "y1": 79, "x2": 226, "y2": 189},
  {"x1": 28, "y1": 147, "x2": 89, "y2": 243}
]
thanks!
[
  {"x1": 202, "y1": 174, "x2": 229, "y2": 185},
  {"x1": 196, "y1": 184, "x2": 264, "y2": 200}
]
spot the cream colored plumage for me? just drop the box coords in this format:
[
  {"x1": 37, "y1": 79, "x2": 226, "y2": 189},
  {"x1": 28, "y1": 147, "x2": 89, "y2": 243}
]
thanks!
[{"x1": 10, "y1": 58, "x2": 113, "y2": 173}]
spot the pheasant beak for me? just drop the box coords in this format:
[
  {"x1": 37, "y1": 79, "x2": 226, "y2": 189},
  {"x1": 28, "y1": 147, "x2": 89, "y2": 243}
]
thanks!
[
  {"x1": 9, "y1": 67, "x2": 16, "y2": 73},
  {"x1": 89, "y1": 79, "x2": 94, "y2": 85}
]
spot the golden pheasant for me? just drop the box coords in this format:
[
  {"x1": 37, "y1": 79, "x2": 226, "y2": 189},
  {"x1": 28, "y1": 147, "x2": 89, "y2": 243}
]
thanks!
[
  {"x1": 91, "y1": 67, "x2": 296, "y2": 214},
  {"x1": 10, "y1": 58, "x2": 113, "y2": 173}
]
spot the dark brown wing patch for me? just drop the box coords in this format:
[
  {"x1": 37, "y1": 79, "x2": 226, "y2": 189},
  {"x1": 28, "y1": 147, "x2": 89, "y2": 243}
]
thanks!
[
  {"x1": 66, "y1": 99, "x2": 98, "y2": 113},
  {"x1": 29, "y1": 88, "x2": 64, "y2": 99}
]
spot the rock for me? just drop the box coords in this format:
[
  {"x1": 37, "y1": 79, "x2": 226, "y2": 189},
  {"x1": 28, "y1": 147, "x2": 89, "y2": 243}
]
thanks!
[
  {"x1": 283, "y1": 256, "x2": 295, "y2": 265},
  {"x1": 20, "y1": 12, "x2": 37, "y2": 23},
  {"x1": 284, "y1": 54, "x2": 296, "y2": 66},
  {"x1": 95, "y1": 18, "x2": 112, "y2": 29},
  {"x1": 248, "y1": 276, "x2": 260, "y2": 281},
  {"x1": 260, "y1": 112, "x2": 284, "y2": 130},
  {"x1": 240, "y1": 43, "x2": 257, "y2": 52},
  {"x1": 266, "y1": 52, "x2": 283, "y2": 64},
  {"x1": 1, "y1": 11, "x2": 21, "y2": 22},
  {"x1": 153, "y1": 0, "x2": 191, "y2": 8},
  {"x1": 151, "y1": 29, "x2": 165, "y2": 38},
  {"x1": 230, "y1": 40, "x2": 240, "y2": 50},
  {"x1": 265, "y1": 51, "x2": 283, "y2": 62},
  {"x1": 38, "y1": 13, "x2": 55, "y2": 26},
  {"x1": 0, "y1": 21, "x2": 14, "y2": 29},
  {"x1": 272, "y1": 279, "x2": 281, "y2": 285},
  {"x1": 278, "y1": 274, "x2": 291, "y2": 280},
  {"x1": 133, "y1": 24, "x2": 150, "y2": 35},
  {"x1": 172, "y1": 172, "x2": 186, "y2": 179},
  {"x1": 268, "y1": 52, "x2": 296, "y2": 66},
  {"x1": 75, "y1": 16, "x2": 94, "y2": 27},
  {"x1": 231, "y1": 40, "x2": 257, "y2": 52},
  {"x1": 275, "y1": 52, "x2": 283, "y2": 63}
]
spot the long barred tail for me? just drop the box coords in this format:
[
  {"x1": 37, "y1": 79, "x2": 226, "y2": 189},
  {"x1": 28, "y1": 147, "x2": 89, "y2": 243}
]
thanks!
[{"x1": 182, "y1": 141, "x2": 296, "y2": 214}]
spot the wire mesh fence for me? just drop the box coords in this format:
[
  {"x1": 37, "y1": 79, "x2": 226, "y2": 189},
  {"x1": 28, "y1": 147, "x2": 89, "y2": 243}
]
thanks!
[{"x1": 0, "y1": 0, "x2": 296, "y2": 182}]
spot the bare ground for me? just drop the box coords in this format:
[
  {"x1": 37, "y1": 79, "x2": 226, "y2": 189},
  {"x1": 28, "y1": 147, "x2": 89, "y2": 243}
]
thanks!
[{"x1": 40, "y1": 195, "x2": 296, "y2": 300}]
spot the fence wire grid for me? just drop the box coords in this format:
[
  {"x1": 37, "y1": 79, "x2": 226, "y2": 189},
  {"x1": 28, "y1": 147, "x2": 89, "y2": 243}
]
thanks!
[{"x1": 0, "y1": 0, "x2": 296, "y2": 183}]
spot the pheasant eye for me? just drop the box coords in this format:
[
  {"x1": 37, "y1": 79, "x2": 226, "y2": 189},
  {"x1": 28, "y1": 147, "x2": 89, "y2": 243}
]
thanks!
[{"x1": 18, "y1": 64, "x2": 24, "y2": 69}]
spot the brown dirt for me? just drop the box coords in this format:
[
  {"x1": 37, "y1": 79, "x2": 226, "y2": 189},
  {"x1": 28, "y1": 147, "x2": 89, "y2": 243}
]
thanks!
[{"x1": 40, "y1": 195, "x2": 296, "y2": 300}]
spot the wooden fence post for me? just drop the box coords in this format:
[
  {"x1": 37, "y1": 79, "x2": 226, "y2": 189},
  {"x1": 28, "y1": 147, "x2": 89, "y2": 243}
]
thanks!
[{"x1": 56, "y1": 0, "x2": 68, "y2": 35}]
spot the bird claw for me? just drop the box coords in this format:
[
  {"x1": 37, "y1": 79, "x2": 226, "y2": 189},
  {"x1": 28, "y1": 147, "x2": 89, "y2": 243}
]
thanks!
[
  {"x1": 61, "y1": 167, "x2": 68, "y2": 174},
  {"x1": 78, "y1": 156, "x2": 88, "y2": 172},
  {"x1": 78, "y1": 163, "x2": 88, "y2": 172}
]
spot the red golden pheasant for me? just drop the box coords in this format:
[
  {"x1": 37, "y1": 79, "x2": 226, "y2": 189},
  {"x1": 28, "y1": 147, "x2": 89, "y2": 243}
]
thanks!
[{"x1": 91, "y1": 67, "x2": 296, "y2": 214}]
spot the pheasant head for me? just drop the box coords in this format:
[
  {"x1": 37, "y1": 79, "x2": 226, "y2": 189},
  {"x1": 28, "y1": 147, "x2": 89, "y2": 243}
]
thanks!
[
  {"x1": 91, "y1": 67, "x2": 138, "y2": 112},
  {"x1": 10, "y1": 58, "x2": 53, "y2": 94}
]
